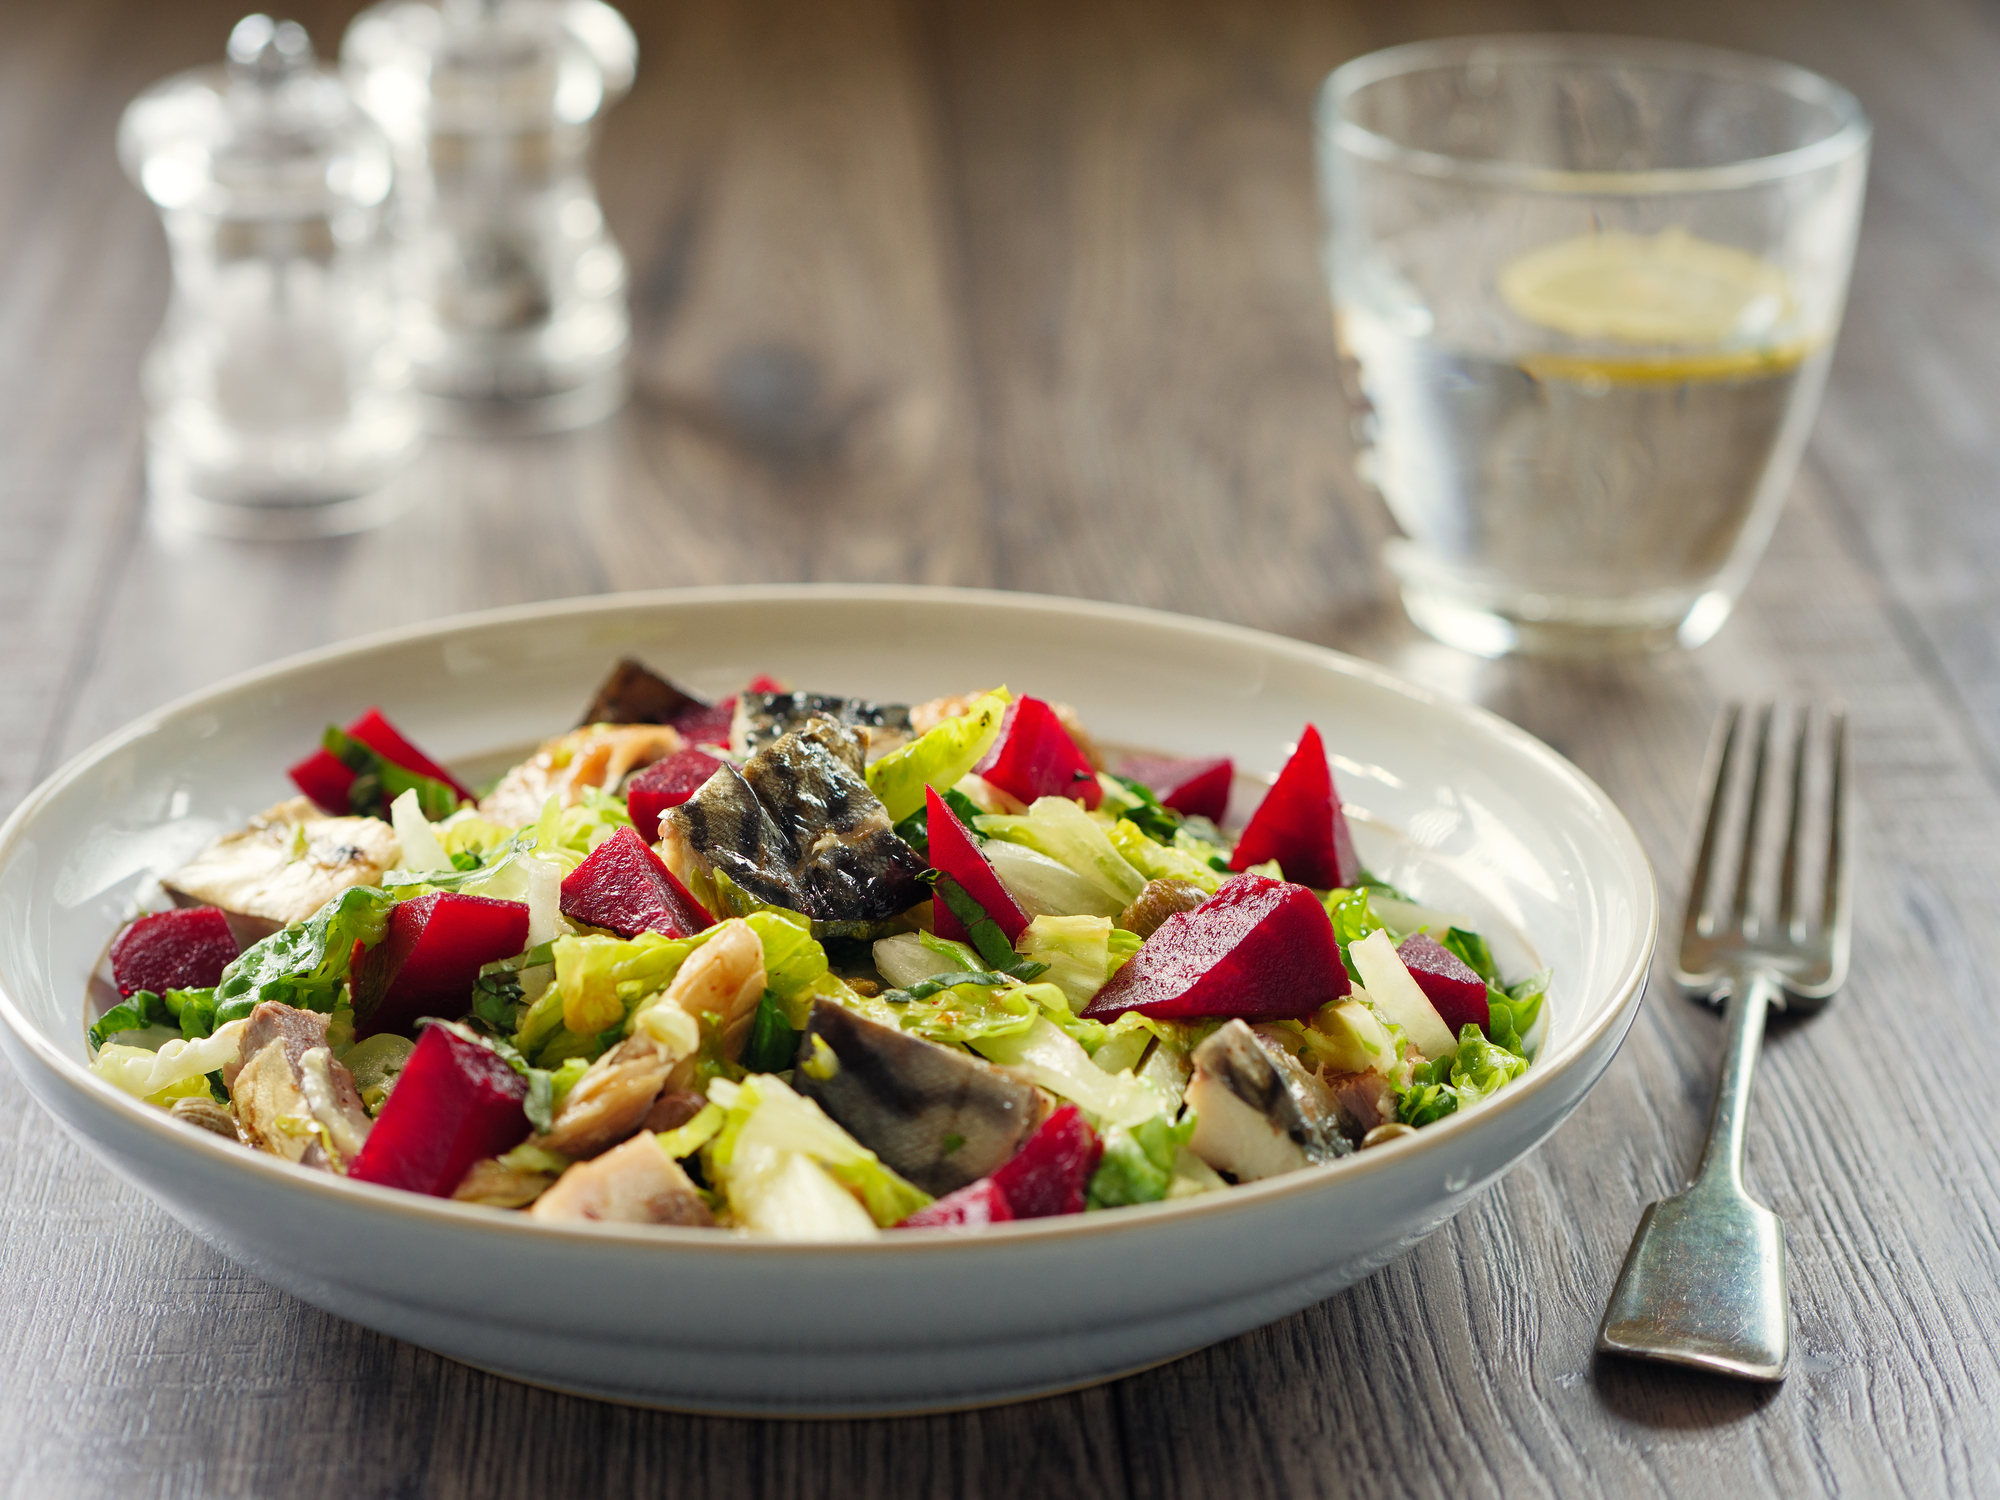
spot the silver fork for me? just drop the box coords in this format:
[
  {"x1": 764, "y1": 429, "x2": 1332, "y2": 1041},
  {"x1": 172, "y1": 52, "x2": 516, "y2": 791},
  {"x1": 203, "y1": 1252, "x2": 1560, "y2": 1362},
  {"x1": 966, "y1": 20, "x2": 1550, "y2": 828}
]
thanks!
[{"x1": 1596, "y1": 701, "x2": 1853, "y2": 1381}]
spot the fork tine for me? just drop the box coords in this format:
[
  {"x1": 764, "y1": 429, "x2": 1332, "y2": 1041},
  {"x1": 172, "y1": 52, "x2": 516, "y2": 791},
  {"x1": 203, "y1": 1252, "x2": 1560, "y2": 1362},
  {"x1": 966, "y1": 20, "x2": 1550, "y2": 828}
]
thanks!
[
  {"x1": 1774, "y1": 702, "x2": 1812, "y2": 938},
  {"x1": 1822, "y1": 706, "x2": 1850, "y2": 936},
  {"x1": 1728, "y1": 703, "x2": 1774, "y2": 931},
  {"x1": 1683, "y1": 703, "x2": 1743, "y2": 947}
]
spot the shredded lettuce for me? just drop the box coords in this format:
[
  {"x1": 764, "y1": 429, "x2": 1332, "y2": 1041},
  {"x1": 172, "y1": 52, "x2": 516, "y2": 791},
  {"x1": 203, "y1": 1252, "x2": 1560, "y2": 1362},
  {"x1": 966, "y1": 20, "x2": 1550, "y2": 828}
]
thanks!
[
  {"x1": 1397, "y1": 1023, "x2": 1530, "y2": 1127},
  {"x1": 1106, "y1": 819, "x2": 1225, "y2": 895},
  {"x1": 976, "y1": 797, "x2": 1146, "y2": 914},
  {"x1": 704, "y1": 1074, "x2": 932, "y2": 1231},
  {"x1": 873, "y1": 931, "x2": 970, "y2": 989},
  {"x1": 531, "y1": 787, "x2": 633, "y2": 873},
  {"x1": 1016, "y1": 914, "x2": 1115, "y2": 1007},
  {"x1": 895, "y1": 977, "x2": 1051, "y2": 1045},
  {"x1": 866, "y1": 689, "x2": 1011, "y2": 823},
  {"x1": 1087, "y1": 1111, "x2": 1197, "y2": 1209},
  {"x1": 92, "y1": 1019, "x2": 250, "y2": 1105},
  {"x1": 1486, "y1": 968, "x2": 1549, "y2": 1061},
  {"x1": 980, "y1": 837, "x2": 1116, "y2": 918},
  {"x1": 971, "y1": 1016, "x2": 1172, "y2": 1127},
  {"x1": 533, "y1": 910, "x2": 834, "y2": 1061},
  {"x1": 342, "y1": 1032, "x2": 415, "y2": 1115},
  {"x1": 389, "y1": 788, "x2": 453, "y2": 873},
  {"x1": 215, "y1": 885, "x2": 396, "y2": 1026}
]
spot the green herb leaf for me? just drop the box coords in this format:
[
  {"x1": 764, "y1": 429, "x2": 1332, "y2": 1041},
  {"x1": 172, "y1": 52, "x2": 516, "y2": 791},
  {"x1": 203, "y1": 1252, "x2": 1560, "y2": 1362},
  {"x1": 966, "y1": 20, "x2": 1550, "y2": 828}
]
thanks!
[
  {"x1": 931, "y1": 874, "x2": 1048, "y2": 982},
  {"x1": 738, "y1": 991, "x2": 799, "y2": 1074}
]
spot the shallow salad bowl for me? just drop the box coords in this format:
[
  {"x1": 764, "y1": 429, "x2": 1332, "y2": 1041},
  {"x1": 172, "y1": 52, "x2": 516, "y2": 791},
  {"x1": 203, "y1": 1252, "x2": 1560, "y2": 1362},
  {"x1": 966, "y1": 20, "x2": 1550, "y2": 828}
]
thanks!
[{"x1": 0, "y1": 586, "x2": 1654, "y2": 1416}]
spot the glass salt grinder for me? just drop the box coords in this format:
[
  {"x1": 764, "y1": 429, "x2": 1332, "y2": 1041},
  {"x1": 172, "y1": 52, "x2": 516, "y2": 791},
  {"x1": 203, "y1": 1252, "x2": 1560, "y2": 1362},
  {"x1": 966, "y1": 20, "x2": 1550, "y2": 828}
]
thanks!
[
  {"x1": 341, "y1": 0, "x2": 637, "y2": 433},
  {"x1": 120, "y1": 15, "x2": 419, "y2": 539}
]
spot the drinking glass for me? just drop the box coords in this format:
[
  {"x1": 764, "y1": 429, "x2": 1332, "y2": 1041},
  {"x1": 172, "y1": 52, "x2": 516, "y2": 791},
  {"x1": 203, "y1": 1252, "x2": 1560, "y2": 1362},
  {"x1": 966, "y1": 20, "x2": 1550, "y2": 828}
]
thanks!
[{"x1": 1316, "y1": 36, "x2": 1870, "y2": 656}]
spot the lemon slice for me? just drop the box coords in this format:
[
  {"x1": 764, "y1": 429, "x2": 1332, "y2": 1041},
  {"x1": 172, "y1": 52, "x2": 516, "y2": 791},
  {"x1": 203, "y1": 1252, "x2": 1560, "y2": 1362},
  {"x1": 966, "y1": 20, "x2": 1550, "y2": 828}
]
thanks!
[{"x1": 1499, "y1": 228, "x2": 1793, "y2": 347}]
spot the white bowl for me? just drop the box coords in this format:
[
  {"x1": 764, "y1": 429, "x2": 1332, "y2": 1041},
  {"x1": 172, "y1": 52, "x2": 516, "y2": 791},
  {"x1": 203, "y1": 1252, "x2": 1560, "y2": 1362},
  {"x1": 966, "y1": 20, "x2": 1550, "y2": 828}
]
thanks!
[{"x1": 0, "y1": 586, "x2": 1654, "y2": 1416}]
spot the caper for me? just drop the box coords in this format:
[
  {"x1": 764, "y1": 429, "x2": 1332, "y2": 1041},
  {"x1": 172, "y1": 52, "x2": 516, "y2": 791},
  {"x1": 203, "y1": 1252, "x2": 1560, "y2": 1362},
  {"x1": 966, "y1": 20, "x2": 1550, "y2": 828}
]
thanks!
[{"x1": 1119, "y1": 878, "x2": 1210, "y2": 938}]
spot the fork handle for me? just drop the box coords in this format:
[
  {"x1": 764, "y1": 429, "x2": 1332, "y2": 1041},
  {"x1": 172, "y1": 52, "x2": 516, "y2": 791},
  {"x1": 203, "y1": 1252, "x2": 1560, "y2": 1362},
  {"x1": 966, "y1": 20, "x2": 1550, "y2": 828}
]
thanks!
[{"x1": 1694, "y1": 969, "x2": 1781, "y2": 1192}]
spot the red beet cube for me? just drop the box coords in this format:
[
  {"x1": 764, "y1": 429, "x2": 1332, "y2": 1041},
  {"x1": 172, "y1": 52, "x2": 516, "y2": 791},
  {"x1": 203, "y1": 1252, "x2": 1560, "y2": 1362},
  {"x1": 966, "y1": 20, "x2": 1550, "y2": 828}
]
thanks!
[
  {"x1": 625, "y1": 749, "x2": 726, "y2": 842},
  {"x1": 1228, "y1": 725, "x2": 1358, "y2": 890},
  {"x1": 288, "y1": 750, "x2": 361, "y2": 817},
  {"x1": 989, "y1": 1104, "x2": 1103, "y2": 1218},
  {"x1": 670, "y1": 697, "x2": 735, "y2": 748},
  {"x1": 1118, "y1": 754, "x2": 1233, "y2": 824},
  {"x1": 109, "y1": 907, "x2": 239, "y2": 997},
  {"x1": 924, "y1": 785, "x2": 1030, "y2": 946},
  {"x1": 896, "y1": 1177, "x2": 1016, "y2": 1230},
  {"x1": 974, "y1": 697, "x2": 1101, "y2": 810},
  {"x1": 1081, "y1": 872, "x2": 1349, "y2": 1022},
  {"x1": 348, "y1": 1025, "x2": 530, "y2": 1196},
  {"x1": 351, "y1": 892, "x2": 531, "y2": 1039},
  {"x1": 288, "y1": 706, "x2": 473, "y2": 813},
  {"x1": 744, "y1": 674, "x2": 786, "y2": 693},
  {"x1": 559, "y1": 827, "x2": 713, "y2": 940},
  {"x1": 1397, "y1": 933, "x2": 1490, "y2": 1035}
]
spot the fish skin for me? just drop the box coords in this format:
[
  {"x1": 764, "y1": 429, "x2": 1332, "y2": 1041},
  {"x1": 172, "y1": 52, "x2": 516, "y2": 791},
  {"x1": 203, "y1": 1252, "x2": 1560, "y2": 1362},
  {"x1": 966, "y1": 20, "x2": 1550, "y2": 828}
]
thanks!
[
  {"x1": 659, "y1": 762, "x2": 806, "y2": 911},
  {"x1": 660, "y1": 717, "x2": 928, "y2": 924},
  {"x1": 733, "y1": 692, "x2": 912, "y2": 760},
  {"x1": 740, "y1": 717, "x2": 929, "y2": 922}
]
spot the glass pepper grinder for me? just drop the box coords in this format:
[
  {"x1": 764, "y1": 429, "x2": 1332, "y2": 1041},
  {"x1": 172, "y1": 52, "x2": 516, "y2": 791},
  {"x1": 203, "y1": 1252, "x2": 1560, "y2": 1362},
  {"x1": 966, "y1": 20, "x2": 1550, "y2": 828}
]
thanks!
[
  {"x1": 120, "y1": 15, "x2": 420, "y2": 538},
  {"x1": 341, "y1": 0, "x2": 637, "y2": 432}
]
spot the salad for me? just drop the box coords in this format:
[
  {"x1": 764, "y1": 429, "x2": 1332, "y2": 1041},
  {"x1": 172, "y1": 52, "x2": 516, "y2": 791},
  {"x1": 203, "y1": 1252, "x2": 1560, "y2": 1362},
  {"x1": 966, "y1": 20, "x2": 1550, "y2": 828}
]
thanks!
[{"x1": 86, "y1": 662, "x2": 1548, "y2": 1239}]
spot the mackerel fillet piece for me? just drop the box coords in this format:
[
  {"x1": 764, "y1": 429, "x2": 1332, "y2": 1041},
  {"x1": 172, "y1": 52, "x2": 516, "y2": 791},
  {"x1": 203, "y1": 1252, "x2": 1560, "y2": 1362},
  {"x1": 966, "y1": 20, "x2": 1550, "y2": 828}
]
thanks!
[
  {"x1": 733, "y1": 691, "x2": 912, "y2": 759},
  {"x1": 659, "y1": 716, "x2": 929, "y2": 924}
]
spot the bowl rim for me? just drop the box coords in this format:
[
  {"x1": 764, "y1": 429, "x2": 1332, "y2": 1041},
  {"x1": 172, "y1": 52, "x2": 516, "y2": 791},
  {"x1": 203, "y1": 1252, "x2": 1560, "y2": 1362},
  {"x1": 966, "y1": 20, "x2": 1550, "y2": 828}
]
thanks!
[{"x1": 0, "y1": 583, "x2": 1657, "y2": 1255}]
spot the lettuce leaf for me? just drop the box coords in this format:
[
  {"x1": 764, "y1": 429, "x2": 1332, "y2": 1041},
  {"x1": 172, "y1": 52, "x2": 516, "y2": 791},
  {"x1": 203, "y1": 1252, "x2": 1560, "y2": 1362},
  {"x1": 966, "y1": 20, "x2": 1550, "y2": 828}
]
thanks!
[
  {"x1": 87, "y1": 989, "x2": 171, "y2": 1049},
  {"x1": 1442, "y1": 926, "x2": 1500, "y2": 983},
  {"x1": 1323, "y1": 887, "x2": 1383, "y2": 981},
  {"x1": 1397, "y1": 1023, "x2": 1530, "y2": 1127},
  {"x1": 214, "y1": 885, "x2": 396, "y2": 1026},
  {"x1": 1016, "y1": 914, "x2": 1115, "y2": 1007},
  {"x1": 972, "y1": 1016, "x2": 1172, "y2": 1127},
  {"x1": 91, "y1": 1019, "x2": 250, "y2": 1105},
  {"x1": 1486, "y1": 968, "x2": 1549, "y2": 1061},
  {"x1": 976, "y1": 797, "x2": 1146, "y2": 913},
  {"x1": 1106, "y1": 818, "x2": 1225, "y2": 895},
  {"x1": 1086, "y1": 1111, "x2": 1197, "y2": 1209},
  {"x1": 705, "y1": 1073, "x2": 932, "y2": 1229},
  {"x1": 866, "y1": 689, "x2": 1010, "y2": 823}
]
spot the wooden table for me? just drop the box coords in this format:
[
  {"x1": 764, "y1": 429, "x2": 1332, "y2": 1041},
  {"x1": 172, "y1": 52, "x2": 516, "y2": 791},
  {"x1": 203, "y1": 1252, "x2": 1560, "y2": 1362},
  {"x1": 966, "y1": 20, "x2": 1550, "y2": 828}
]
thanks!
[{"x1": 5, "y1": 0, "x2": 1997, "y2": 1493}]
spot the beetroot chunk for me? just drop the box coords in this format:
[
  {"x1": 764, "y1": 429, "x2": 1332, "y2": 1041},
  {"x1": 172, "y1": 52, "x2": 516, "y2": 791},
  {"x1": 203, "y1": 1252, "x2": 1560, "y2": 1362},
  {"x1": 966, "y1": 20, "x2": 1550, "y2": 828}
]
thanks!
[
  {"x1": 924, "y1": 785, "x2": 1030, "y2": 946},
  {"x1": 1081, "y1": 873, "x2": 1349, "y2": 1022},
  {"x1": 896, "y1": 1177, "x2": 1016, "y2": 1230},
  {"x1": 670, "y1": 698, "x2": 735, "y2": 749},
  {"x1": 1118, "y1": 754, "x2": 1233, "y2": 824},
  {"x1": 109, "y1": 907, "x2": 239, "y2": 997},
  {"x1": 560, "y1": 826, "x2": 713, "y2": 940},
  {"x1": 974, "y1": 697, "x2": 1101, "y2": 810},
  {"x1": 990, "y1": 1104, "x2": 1103, "y2": 1218},
  {"x1": 1397, "y1": 933, "x2": 1490, "y2": 1035},
  {"x1": 288, "y1": 706, "x2": 474, "y2": 813},
  {"x1": 625, "y1": 748, "x2": 726, "y2": 842},
  {"x1": 352, "y1": 892, "x2": 531, "y2": 1039},
  {"x1": 1228, "y1": 725, "x2": 1358, "y2": 890},
  {"x1": 348, "y1": 1024, "x2": 530, "y2": 1196}
]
